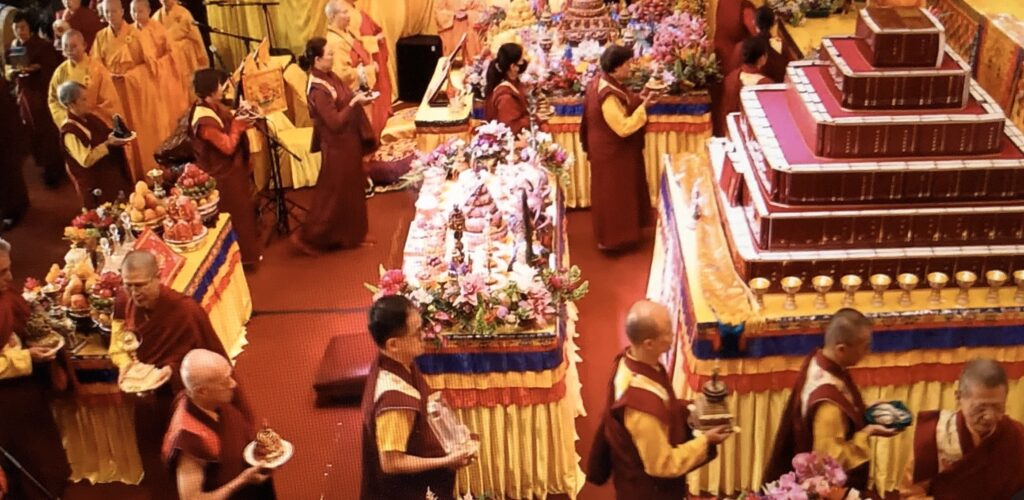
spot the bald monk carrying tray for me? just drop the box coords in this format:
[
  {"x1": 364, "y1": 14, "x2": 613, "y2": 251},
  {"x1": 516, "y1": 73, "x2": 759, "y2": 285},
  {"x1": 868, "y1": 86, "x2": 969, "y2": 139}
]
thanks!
[
  {"x1": 49, "y1": 29, "x2": 123, "y2": 128},
  {"x1": 900, "y1": 359, "x2": 1024, "y2": 499}
]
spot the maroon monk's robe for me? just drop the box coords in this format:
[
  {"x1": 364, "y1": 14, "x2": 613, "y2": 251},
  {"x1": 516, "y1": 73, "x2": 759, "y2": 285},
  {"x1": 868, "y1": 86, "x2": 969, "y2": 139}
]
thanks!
[
  {"x1": 162, "y1": 395, "x2": 276, "y2": 499},
  {"x1": 58, "y1": 7, "x2": 106, "y2": 51},
  {"x1": 912, "y1": 410, "x2": 1024, "y2": 499},
  {"x1": 60, "y1": 111, "x2": 133, "y2": 209},
  {"x1": 714, "y1": 0, "x2": 757, "y2": 73},
  {"x1": 9, "y1": 35, "x2": 64, "y2": 185},
  {"x1": 0, "y1": 290, "x2": 71, "y2": 500},
  {"x1": 715, "y1": 65, "x2": 773, "y2": 138},
  {"x1": 727, "y1": 33, "x2": 787, "y2": 84},
  {"x1": 189, "y1": 102, "x2": 262, "y2": 265},
  {"x1": 587, "y1": 350, "x2": 714, "y2": 499},
  {"x1": 360, "y1": 354, "x2": 455, "y2": 500},
  {"x1": 484, "y1": 81, "x2": 530, "y2": 135},
  {"x1": 580, "y1": 74, "x2": 652, "y2": 250},
  {"x1": 299, "y1": 69, "x2": 377, "y2": 250},
  {"x1": 764, "y1": 350, "x2": 870, "y2": 491},
  {"x1": 0, "y1": 78, "x2": 29, "y2": 223}
]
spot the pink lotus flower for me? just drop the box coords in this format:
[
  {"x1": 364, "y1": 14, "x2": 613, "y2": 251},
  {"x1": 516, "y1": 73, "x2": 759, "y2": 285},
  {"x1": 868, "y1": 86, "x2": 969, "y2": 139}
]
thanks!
[
  {"x1": 454, "y1": 273, "x2": 486, "y2": 308},
  {"x1": 377, "y1": 269, "x2": 407, "y2": 296}
]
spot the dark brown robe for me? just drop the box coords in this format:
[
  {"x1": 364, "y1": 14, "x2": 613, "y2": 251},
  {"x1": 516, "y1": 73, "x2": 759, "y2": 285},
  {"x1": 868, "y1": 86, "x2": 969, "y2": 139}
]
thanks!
[
  {"x1": 360, "y1": 354, "x2": 455, "y2": 500},
  {"x1": 912, "y1": 411, "x2": 1024, "y2": 499},
  {"x1": 300, "y1": 69, "x2": 377, "y2": 250},
  {"x1": 60, "y1": 111, "x2": 133, "y2": 209},
  {"x1": 764, "y1": 350, "x2": 869, "y2": 491},
  {"x1": 0, "y1": 78, "x2": 29, "y2": 223},
  {"x1": 484, "y1": 81, "x2": 530, "y2": 135},
  {"x1": 713, "y1": 0, "x2": 757, "y2": 74},
  {"x1": 0, "y1": 290, "x2": 71, "y2": 500},
  {"x1": 9, "y1": 35, "x2": 64, "y2": 185},
  {"x1": 58, "y1": 7, "x2": 106, "y2": 51},
  {"x1": 580, "y1": 74, "x2": 652, "y2": 250},
  {"x1": 587, "y1": 350, "x2": 713, "y2": 499},
  {"x1": 727, "y1": 33, "x2": 787, "y2": 84},
  {"x1": 189, "y1": 102, "x2": 261, "y2": 265},
  {"x1": 162, "y1": 395, "x2": 275, "y2": 499}
]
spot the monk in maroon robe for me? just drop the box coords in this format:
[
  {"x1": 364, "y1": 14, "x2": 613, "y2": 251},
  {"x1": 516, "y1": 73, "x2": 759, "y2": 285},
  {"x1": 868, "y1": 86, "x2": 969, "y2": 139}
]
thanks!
[
  {"x1": 713, "y1": 0, "x2": 757, "y2": 75},
  {"x1": 587, "y1": 301, "x2": 730, "y2": 499},
  {"x1": 580, "y1": 45, "x2": 655, "y2": 251},
  {"x1": 765, "y1": 309, "x2": 900, "y2": 492},
  {"x1": 292, "y1": 38, "x2": 377, "y2": 254},
  {"x1": 8, "y1": 11, "x2": 65, "y2": 187},
  {"x1": 361, "y1": 295, "x2": 475, "y2": 500},
  {"x1": 57, "y1": 0, "x2": 106, "y2": 50},
  {"x1": 717, "y1": 37, "x2": 774, "y2": 137},
  {"x1": 55, "y1": 80, "x2": 133, "y2": 209},
  {"x1": 163, "y1": 349, "x2": 275, "y2": 499},
  {"x1": 901, "y1": 359, "x2": 1024, "y2": 499},
  {"x1": 0, "y1": 78, "x2": 29, "y2": 228},
  {"x1": 484, "y1": 43, "x2": 531, "y2": 135},
  {"x1": 112, "y1": 250, "x2": 229, "y2": 500},
  {"x1": 188, "y1": 69, "x2": 262, "y2": 266},
  {"x1": 0, "y1": 239, "x2": 71, "y2": 500},
  {"x1": 727, "y1": 7, "x2": 787, "y2": 83}
]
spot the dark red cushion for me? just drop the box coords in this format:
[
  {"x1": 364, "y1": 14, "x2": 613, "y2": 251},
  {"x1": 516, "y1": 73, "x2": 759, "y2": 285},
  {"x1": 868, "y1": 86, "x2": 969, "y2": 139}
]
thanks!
[{"x1": 313, "y1": 334, "x2": 378, "y2": 406}]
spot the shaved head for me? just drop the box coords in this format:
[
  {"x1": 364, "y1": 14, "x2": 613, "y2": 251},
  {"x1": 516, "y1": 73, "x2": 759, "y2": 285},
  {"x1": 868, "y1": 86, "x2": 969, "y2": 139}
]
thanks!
[
  {"x1": 181, "y1": 349, "x2": 231, "y2": 392},
  {"x1": 62, "y1": 29, "x2": 84, "y2": 45},
  {"x1": 959, "y1": 358, "x2": 1008, "y2": 397},
  {"x1": 824, "y1": 308, "x2": 872, "y2": 348},
  {"x1": 122, "y1": 250, "x2": 159, "y2": 278},
  {"x1": 626, "y1": 300, "x2": 671, "y2": 344}
]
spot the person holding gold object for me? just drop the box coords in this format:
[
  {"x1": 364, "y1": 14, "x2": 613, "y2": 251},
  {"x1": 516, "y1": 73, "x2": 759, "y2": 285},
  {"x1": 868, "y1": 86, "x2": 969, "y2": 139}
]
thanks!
[
  {"x1": 0, "y1": 238, "x2": 71, "y2": 500},
  {"x1": 587, "y1": 300, "x2": 731, "y2": 499},
  {"x1": 153, "y1": 0, "x2": 209, "y2": 97},
  {"x1": 360, "y1": 295, "x2": 476, "y2": 500},
  {"x1": 581, "y1": 45, "x2": 656, "y2": 251},
  {"x1": 765, "y1": 308, "x2": 901, "y2": 491},
  {"x1": 163, "y1": 349, "x2": 276, "y2": 499},
  {"x1": 110, "y1": 250, "x2": 229, "y2": 499},
  {"x1": 900, "y1": 358, "x2": 1024, "y2": 499},
  {"x1": 48, "y1": 29, "x2": 123, "y2": 129}
]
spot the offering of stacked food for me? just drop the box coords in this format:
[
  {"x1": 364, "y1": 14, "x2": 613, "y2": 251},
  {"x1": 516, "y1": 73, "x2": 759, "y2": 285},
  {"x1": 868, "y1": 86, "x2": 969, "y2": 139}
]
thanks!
[
  {"x1": 162, "y1": 193, "x2": 208, "y2": 252},
  {"x1": 174, "y1": 164, "x2": 219, "y2": 222},
  {"x1": 53, "y1": 261, "x2": 102, "y2": 329},
  {"x1": 128, "y1": 181, "x2": 167, "y2": 233},
  {"x1": 88, "y1": 272, "x2": 121, "y2": 332},
  {"x1": 866, "y1": 401, "x2": 913, "y2": 430},
  {"x1": 244, "y1": 425, "x2": 294, "y2": 468},
  {"x1": 22, "y1": 307, "x2": 71, "y2": 350},
  {"x1": 463, "y1": 183, "x2": 509, "y2": 243}
]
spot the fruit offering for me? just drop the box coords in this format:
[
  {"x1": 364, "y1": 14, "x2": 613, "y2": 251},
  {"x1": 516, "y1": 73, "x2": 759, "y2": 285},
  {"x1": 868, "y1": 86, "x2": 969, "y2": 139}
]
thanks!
[
  {"x1": 56, "y1": 260, "x2": 101, "y2": 312},
  {"x1": 175, "y1": 164, "x2": 219, "y2": 207},
  {"x1": 162, "y1": 194, "x2": 206, "y2": 243},
  {"x1": 128, "y1": 181, "x2": 167, "y2": 224},
  {"x1": 88, "y1": 272, "x2": 122, "y2": 311}
]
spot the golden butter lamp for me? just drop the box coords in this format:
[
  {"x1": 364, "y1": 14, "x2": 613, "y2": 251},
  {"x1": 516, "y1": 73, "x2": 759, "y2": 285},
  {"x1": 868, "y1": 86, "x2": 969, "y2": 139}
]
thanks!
[
  {"x1": 955, "y1": 271, "x2": 977, "y2": 307},
  {"x1": 812, "y1": 275, "x2": 833, "y2": 310},
  {"x1": 927, "y1": 272, "x2": 948, "y2": 306},
  {"x1": 840, "y1": 275, "x2": 861, "y2": 307},
  {"x1": 781, "y1": 276, "x2": 802, "y2": 311},
  {"x1": 986, "y1": 270, "x2": 1008, "y2": 305},
  {"x1": 1014, "y1": 270, "x2": 1024, "y2": 304},
  {"x1": 897, "y1": 273, "x2": 919, "y2": 307},
  {"x1": 869, "y1": 274, "x2": 891, "y2": 307},
  {"x1": 748, "y1": 277, "x2": 771, "y2": 310}
]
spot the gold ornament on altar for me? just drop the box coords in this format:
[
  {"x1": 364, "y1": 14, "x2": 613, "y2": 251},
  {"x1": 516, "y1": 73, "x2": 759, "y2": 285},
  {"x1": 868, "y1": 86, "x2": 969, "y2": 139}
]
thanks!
[
  {"x1": 870, "y1": 274, "x2": 891, "y2": 307},
  {"x1": 955, "y1": 271, "x2": 977, "y2": 307},
  {"x1": 897, "y1": 273, "x2": 918, "y2": 307},
  {"x1": 840, "y1": 274, "x2": 861, "y2": 307},
  {"x1": 985, "y1": 270, "x2": 1007, "y2": 304},
  {"x1": 927, "y1": 272, "x2": 948, "y2": 306},
  {"x1": 781, "y1": 276, "x2": 802, "y2": 311},
  {"x1": 748, "y1": 277, "x2": 770, "y2": 309},
  {"x1": 688, "y1": 365, "x2": 734, "y2": 430},
  {"x1": 812, "y1": 275, "x2": 833, "y2": 310},
  {"x1": 1014, "y1": 270, "x2": 1024, "y2": 304},
  {"x1": 449, "y1": 206, "x2": 466, "y2": 270}
]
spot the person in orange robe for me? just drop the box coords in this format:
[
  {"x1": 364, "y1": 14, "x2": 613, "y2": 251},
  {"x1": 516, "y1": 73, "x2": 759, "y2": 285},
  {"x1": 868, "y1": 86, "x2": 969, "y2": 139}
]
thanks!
[
  {"x1": 188, "y1": 69, "x2": 262, "y2": 266},
  {"x1": 8, "y1": 10, "x2": 65, "y2": 187},
  {"x1": 764, "y1": 309, "x2": 902, "y2": 492},
  {"x1": 900, "y1": 359, "x2": 1024, "y2": 499},
  {"x1": 131, "y1": 0, "x2": 189, "y2": 121},
  {"x1": 109, "y1": 250, "x2": 230, "y2": 500},
  {"x1": 56, "y1": 80, "x2": 134, "y2": 208},
  {"x1": 48, "y1": 30, "x2": 124, "y2": 128},
  {"x1": 92, "y1": 0, "x2": 171, "y2": 180},
  {"x1": 325, "y1": 1, "x2": 383, "y2": 138},
  {"x1": 291, "y1": 38, "x2": 377, "y2": 255},
  {"x1": 56, "y1": 0, "x2": 106, "y2": 50},
  {"x1": 0, "y1": 78, "x2": 30, "y2": 229},
  {"x1": 435, "y1": 0, "x2": 486, "y2": 58},
  {"x1": 0, "y1": 238, "x2": 72, "y2": 500},
  {"x1": 483, "y1": 43, "x2": 531, "y2": 134},
  {"x1": 345, "y1": 0, "x2": 393, "y2": 132},
  {"x1": 153, "y1": 0, "x2": 210, "y2": 98},
  {"x1": 587, "y1": 301, "x2": 731, "y2": 499},
  {"x1": 162, "y1": 349, "x2": 275, "y2": 499},
  {"x1": 717, "y1": 37, "x2": 775, "y2": 136},
  {"x1": 580, "y1": 45, "x2": 655, "y2": 251}
]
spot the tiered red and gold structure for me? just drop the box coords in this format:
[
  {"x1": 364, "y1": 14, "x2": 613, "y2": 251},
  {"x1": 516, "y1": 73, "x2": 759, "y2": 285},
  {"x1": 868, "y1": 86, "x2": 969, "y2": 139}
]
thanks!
[{"x1": 649, "y1": 7, "x2": 1024, "y2": 496}]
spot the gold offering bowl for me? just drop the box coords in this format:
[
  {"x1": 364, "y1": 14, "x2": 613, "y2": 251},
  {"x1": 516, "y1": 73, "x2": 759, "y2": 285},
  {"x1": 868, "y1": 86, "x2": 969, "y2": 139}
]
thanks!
[
  {"x1": 840, "y1": 274, "x2": 861, "y2": 307},
  {"x1": 897, "y1": 273, "x2": 919, "y2": 307},
  {"x1": 986, "y1": 270, "x2": 1008, "y2": 304},
  {"x1": 748, "y1": 277, "x2": 771, "y2": 309},
  {"x1": 780, "y1": 276, "x2": 802, "y2": 311},
  {"x1": 869, "y1": 274, "x2": 891, "y2": 307},
  {"x1": 955, "y1": 271, "x2": 977, "y2": 307},
  {"x1": 812, "y1": 275, "x2": 833, "y2": 310},
  {"x1": 1014, "y1": 270, "x2": 1024, "y2": 304},
  {"x1": 927, "y1": 272, "x2": 949, "y2": 306}
]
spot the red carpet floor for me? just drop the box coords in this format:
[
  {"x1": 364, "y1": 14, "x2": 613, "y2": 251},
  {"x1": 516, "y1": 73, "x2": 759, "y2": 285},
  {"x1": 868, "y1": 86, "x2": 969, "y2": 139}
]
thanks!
[{"x1": 4, "y1": 160, "x2": 651, "y2": 500}]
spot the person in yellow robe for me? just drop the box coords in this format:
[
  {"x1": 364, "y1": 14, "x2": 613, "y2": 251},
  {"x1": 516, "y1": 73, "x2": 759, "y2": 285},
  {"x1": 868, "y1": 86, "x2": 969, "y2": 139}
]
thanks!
[
  {"x1": 435, "y1": 0, "x2": 486, "y2": 58},
  {"x1": 324, "y1": 1, "x2": 382, "y2": 136},
  {"x1": 153, "y1": 0, "x2": 209, "y2": 99},
  {"x1": 131, "y1": 0, "x2": 189, "y2": 123},
  {"x1": 48, "y1": 29, "x2": 123, "y2": 128},
  {"x1": 345, "y1": 0, "x2": 393, "y2": 135},
  {"x1": 92, "y1": 0, "x2": 171, "y2": 180}
]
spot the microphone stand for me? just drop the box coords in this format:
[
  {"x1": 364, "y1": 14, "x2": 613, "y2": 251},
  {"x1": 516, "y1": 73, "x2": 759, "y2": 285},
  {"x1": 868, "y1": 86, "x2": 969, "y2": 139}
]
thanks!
[
  {"x1": 191, "y1": 21, "x2": 262, "y2": 55},
  {"x1": 202, "y1": 0, "x2": 279, "y2": 48},
  {"x1": 0, "y1": 445, "x2": 59, "y2": 500},
  {"x1": 252, "y1": 116, "x2": 306, "y2": 237}
]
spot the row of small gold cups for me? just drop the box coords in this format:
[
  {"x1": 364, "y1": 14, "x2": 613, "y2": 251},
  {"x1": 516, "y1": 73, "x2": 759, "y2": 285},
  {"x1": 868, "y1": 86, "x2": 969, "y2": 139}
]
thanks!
[{"x1": 749, "y1": 270, "x2": 1024, "y2": 311}]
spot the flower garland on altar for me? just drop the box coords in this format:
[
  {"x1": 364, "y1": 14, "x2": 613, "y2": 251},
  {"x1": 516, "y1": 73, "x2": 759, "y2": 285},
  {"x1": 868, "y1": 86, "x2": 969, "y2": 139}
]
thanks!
[{"x1": 748, "y1": 452, "x2": 861, "y2": 499}]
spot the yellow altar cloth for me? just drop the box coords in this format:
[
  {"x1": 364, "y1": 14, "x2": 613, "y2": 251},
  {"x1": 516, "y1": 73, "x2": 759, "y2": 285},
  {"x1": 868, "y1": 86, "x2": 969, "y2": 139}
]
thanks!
[
  {"x1": 779, "y1": 9, "x2": 858, "y2": 60},
  {"x1": 55, "y1": 214, "x2": 252, "y2": 484}
]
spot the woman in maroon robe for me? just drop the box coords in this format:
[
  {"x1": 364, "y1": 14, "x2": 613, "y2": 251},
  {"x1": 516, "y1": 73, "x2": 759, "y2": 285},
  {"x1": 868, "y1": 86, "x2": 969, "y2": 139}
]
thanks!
[
  {"x1": 57, "y1": 0, "x2": 105, "y2": 50},
  {"x1": 292, "y1": 38, "x2": 377, "y2": 255},
  {"x1": 483, "y1": 43, "x2": 531, "y2": 134},
  {"x1": 580, "y1": 45, "x2": 655, "y2": 251},
  {"x1": 188, "y1": 69, "x2": 262, "y2": 266},
  {"x1": 56, "y1": 80, "x2": 133, "y2": 209}
]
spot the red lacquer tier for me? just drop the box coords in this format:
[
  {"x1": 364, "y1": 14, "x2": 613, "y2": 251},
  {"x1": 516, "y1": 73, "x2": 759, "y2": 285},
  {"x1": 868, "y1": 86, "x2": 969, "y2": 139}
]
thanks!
[{"x1": 855, "y1": 7, "x2": 945, "y2": 68}]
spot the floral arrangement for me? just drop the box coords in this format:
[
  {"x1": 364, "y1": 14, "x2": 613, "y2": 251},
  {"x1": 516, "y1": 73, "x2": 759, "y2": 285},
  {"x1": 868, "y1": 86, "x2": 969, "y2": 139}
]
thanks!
[
  {"x1": 769, "y1": 0, "x2": 844, "y2": 25},
  {"x1": 647, "y1": 12, "x2": 720, "y2": 90},
  {"x1": 64, "y1": 203, "x2": 122, "y2": 245},
  {"x1": 412, "y1": 137, "x2": 468, "y2": 178},
  {"x1": 367, "y1": 263, "x2": 587, "y2": 337},
  {"x1": 473, "y1": 6, "x2": 507, "y2": 35},
  {"x1": 754, "y1": 452, "x2": 860, "y2": 500},
  {"x1": 468, "y1": 121, "x2": 515, "y2": 163},
  {"x1": 517, "y1": 131, "x2": 573, "y2": 189},
  {"x1": 628, "y1": 0, "x2": 675, "y2": 24}
]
